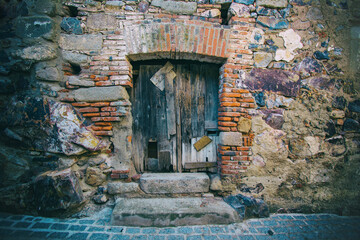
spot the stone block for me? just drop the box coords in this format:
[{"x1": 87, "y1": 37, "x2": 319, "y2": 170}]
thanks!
[
  {"x1": 256, "y1": 0, "x2": 287, "y2": 8},
  {"x1": 139, "y1": 173, "x2": 210, "y2": 194},
  {"x1": 107, "y1": 182, "x2": 141, "y2": 195},
  {"x1": 279, "y1": 29, "x2": 303, "y2": 52},
  {"x1": 35, "y1": 64, "x2": 60, "y2": 82},
  {"x1": 152, "y1": 0, "x2": 197, "y2": 15},
  {"x1": 254, "y1": 52, "x2": 273, "y2": 68},
  {"x1": 73, "y1": 86, "x2": 129, "y2": 102},
  {"x1": 257, "y1": 16, "x2": 289, "y2": 30},
  {"x1": 15, "y1": 16, "x2": 54, "y2": 38},
  {"x1": 112, "y1": 197, "x2": 240, "y2": 226},
  {"x1": 229, "y1": 3, "x2": 250, "y2": 18},
  {"x1": 234, "y1": 0, "x2": 254, "y2": 5},
  {"x1": 68, "y1": 76, "x2": 94, "y2": 87},
  {"x1": 201, "y1": 9, "x2": 221, "y2": 18},
  {"x1": 62, "y1": 51, "x2": 89, "y2": 65},
  {"x1": 306, "y1": 7, "x2": 323, "y2": 20},
  {"x1": 59, "y1": 34, "x2": 103, "y2": 51},
  {"x1": 60, "y1": 17, "x2": 83, "y2": 35},
  {"x1": 243, "y1": 68, "x2": 300, "y2": 97},
  {"x1": 33, "y1": 168, "x2": 84, "y2": 214},
  {"x1": 13, "y1": 43, "x2": 57, "y2": 61},
  {"x1": 85, "y1": 167, "x2": 106, "y2": 186},
  {"x1": 219, "y1": 132, "x2": 242, "y2": 146},
  {"x1": 87, "y1": 14, "x2": 117, "y2": 31},
  {"x1": 237, "y1": 117, "x2": 252, "y2": 133}
]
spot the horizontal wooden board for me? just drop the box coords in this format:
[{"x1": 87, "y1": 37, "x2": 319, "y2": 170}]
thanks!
[{"x1": 184, "y1": 162, "x2": 217, "y2": 169}]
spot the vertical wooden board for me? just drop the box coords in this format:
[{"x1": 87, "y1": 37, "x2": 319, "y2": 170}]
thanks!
[
  {"x1": 165, "y1": 69, "x2": 176, "y2": 139},
  {"x1": 159, "y1": 151, "x2": 171, "y2": 172},
  {"x1": 190, "y1": 64, "x2": 199, "y2": 138},
  {"x1": 197, "y1": 64, "x2": 206, "y2": 136},
  {"x1": 187, "y1": 137, "x2": 197, "y2": 162},
  {"x1": 204, "y1": 63, "x2": 219, "y2": 128},
  {"x1": 175, "y1": 65, "x2": 182, "y2": 172}
]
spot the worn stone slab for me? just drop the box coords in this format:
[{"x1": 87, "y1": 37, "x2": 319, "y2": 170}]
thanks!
[
  {"x1": 107, "y1": 182, "x2": 141, "y2": 195},
  {"x1": 219, "y1": 132, "x2": 242, "y2": 146},
  {"x1": 111, "y1": 197, "x2": 241, "y2": 226},
  {"x1": 257, "y1": 0, "x2": 288, "y2": 8},
  {"x1": 139, "y1": 173, "x2": 210, "y2": 194},
  {"x1": 73, "y1": 86, "x2": 129, "y2": 102},
  {"x1": 152, "y1": 0, "x2": 197, "y2": 15},
  {"x1": 59, "y1": 34, "x2": 103, "y2": 51},
  {"x1": 87, "y1": 14, "x2": 117, "y2": 31}
]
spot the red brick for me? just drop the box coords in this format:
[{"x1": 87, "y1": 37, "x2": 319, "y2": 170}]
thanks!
[
  {"x1": 102, "y1": 117, "x2": 121, "y2": 121},
  {"x1": 95, "y1": 81, "x2": 113, "y2": 86},
  {"x1": 95, "y1": 122, "x2": 112, "y2": 126},
  {"x1": 94, "y1": 131, "x2": 113, "y2": 136},
  {"x1": 90, "y1": 102, "x2": 110, "y2": 107},
  {"x1": 219, "y1": 145, "x2": 231, "y2": 150},
  {"x1": 79, "y1": 107, "x2": 99, "y2": 113},
  {"x1": 60, "y1": 97, "x2": 75, "y2": 102},
  {"x1": 240, "y1": 98, "x2": 255, "y2": 103},
  {"x1": 218, "y1": 126, "x2": 231, "y2": 131},
  {"x1": 112, "y1": 169, "x2": 130, "y2": 174},
  {"x1": 83, "y1": 113, "x2": 101, "y2": 117},
  {"x1": 72, "y1": 102, "x2": 91, "y2": 107},
  {"x1": 101, "y1": 107, "x2": 117, "y2": 112},
  {"x1": 218, "y1": 117, "x2": 232, "y2": 121},
  {"x1": 219, "y1": 97, "x2": 236, "y2": 102},
  {"x1": 218, "y1": 121, "x2": 237, "y2": 127},
  {"x1": 92, "y1": 126, "x2": 113, "y2": 131},
  {"x1": 232, "y1": 89, "x2": 250, "y2": 93},
  {"x1": 218, "y1": 112, "x2": 241, "y2": 117},
  {"x1": 100, "y1": 112, "x2": 110, "y2": 116},
  {"x1": 221, "y1": 102, "x2": 241, "y2": 107},
  {"x1": 220, "y1": 93, "x2": 241, "y2": 98}
]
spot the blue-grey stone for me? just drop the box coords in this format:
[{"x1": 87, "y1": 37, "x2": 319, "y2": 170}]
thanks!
[
  {"x1": 293, "y1": 57, "x2": 322, "y2": 75},
  {"x1": 332, "y1": 96, "x2": 347, "y2": 110},
  {"x1": 60, "y1": 17, "x2": 83, "y2": 35},
  {"x1": 112, "y1": 235, "x2": 131, "y2": 240},
  {"x1": 68, "y1": 233, "x2": 89, "y2": 240},
  {"x1": 31, "y1": 222, "x2": 51, "y2": 229},
  {"x1": 159, "y1": 228, "x2": 175, "y2": 234},
  {"x1": 69, "y1": 225, "x2": 87, "y2": 231},
  {"x1": 48, "y1": 232, "x2": 69, "y2": 239},
  {"x1": 89, "y1": 233, "x2": 110, "y2": 240},
  {"x1": 256, "y1": 16, "x2": 289, "y2": 29},
  {"x1": 314, "y1": 51, "x2": 330, "y2": 60},
  {"x1": 15, "y1": 16, "x2": 54, "y2": 38},
  {"x1": 125, "y1": 6, "x2": 134, "y2": 11},
  {"x1": 349, "y1": 100, "x2": 360, "y2": 113},
  {"x1": 234, "y1": 0, "x2": 254, "y2": 5},
  {"x1": 343, "y1": 119, "x2": 360, "y2": 132}
]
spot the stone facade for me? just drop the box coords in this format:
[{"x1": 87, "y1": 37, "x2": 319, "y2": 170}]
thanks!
[{"x1": 0, "y1": 0, "x2": 359, "y2": 216}]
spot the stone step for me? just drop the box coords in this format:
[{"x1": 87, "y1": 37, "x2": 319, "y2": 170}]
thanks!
[
  {"x1": 139, "y1": 173, "x2": 210, "y2": 194},
  {"x1": 111, "y1": 197, "x2": 241, "y2": 227}
]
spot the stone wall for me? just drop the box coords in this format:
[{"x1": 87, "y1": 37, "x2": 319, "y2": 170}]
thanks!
[{"x1": 0, "y1": 0, "x2": 359, "y2": 216}]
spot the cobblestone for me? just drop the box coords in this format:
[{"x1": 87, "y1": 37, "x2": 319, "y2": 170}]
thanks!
[{"x1": 0, "y1": 212, "x2": 359, "y2": 240}]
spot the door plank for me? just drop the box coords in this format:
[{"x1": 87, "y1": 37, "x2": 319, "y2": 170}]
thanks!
[{"x1": 165, "y1": 68, "x2": 176, "y2": 139}]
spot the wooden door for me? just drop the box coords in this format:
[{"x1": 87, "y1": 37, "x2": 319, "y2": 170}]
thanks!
[{"x1": 132, "y1": 61, "x2": 219, "y2": 172}]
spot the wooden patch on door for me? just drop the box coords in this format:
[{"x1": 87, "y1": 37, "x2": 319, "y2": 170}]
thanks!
[
  {"x1": 150, "y1": 61, "x2": 176, "y2": 91},
  {"x1": 193, "y1": 136, "x2": 212, "y2": 152}
]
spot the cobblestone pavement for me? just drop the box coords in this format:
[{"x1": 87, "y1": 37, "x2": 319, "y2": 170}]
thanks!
[{"x1": 0, "y1": 210, "x2": 359, "y2": 240}]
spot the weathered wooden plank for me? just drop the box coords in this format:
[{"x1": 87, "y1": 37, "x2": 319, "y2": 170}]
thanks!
[
  {"x1": 190, "y1": 64, "x2": 199, "y2": 138},
  {"x1": 205, "y1": 63, "x2": 219, "y2": 128},
  {"x1": 165, "y1": 67, "x2": 176, "y2": 139},
  {"x1": 149, "y1": 61, "x2": 174, "y2": 91},
  {"x1": 193, "y1": 136, "x2": 212, "y2": 152},
  {"x1": 197, "y1": 64, "x2": 206, "y2": 137},
  {"x1": 184, "y1": 162, "x2": 217, "y2": 169},
  {"x1": 159, "y1": 151, "x2": 171, "y2": 172}
]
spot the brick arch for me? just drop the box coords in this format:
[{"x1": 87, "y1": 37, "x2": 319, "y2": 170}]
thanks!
[{"x1": 124, "y1": 18, "x2": 231, "y2": 63}]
